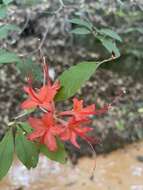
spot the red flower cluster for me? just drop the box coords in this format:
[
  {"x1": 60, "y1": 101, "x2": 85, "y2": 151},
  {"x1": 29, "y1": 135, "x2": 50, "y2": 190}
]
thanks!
[{"x1": 21, "y1": 62, "x2": 109, "y2": 151}]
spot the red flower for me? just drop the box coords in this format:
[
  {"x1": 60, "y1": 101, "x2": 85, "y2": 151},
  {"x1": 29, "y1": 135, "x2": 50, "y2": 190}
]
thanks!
[
  {"x1": 60, "y1": 117, "x2": 93, "y2": 148},
  {"x1": 60, "y1": 98, "x2": 95, "y2": 120},
  {"x1": 21, "y1": 81, "x2": 60, "y2": 111},
  {"x1": 27, "y1": 113, "x2": 63, "y2": 151},
  {"x1": 60, "y1": 98, "x2": 110, "y2": 120},
  {"x1": 21, "y1": 63, "x2": 60, "y2": 111}
]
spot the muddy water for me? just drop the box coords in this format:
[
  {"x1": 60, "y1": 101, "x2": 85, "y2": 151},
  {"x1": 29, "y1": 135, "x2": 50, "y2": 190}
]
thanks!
[{"x1": 1, "y1": 142, "x2": 143, "y2": 190}]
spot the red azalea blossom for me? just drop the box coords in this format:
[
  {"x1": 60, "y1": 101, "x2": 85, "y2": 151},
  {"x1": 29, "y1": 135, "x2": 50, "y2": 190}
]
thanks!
[
  {"x1": 60, "y1": 98, "x2": 110, "y2": 120},
  {"x1": 21, "y1": 63, "x2": 60, "y2": 111},
  {"x1": 60, "y1": 117, "x2": 93, "y2": 148},
  {"x1": 20, "y1": 60, "x2": 111, "y2": 153},
  {"x1": 60, "y1": 98, "x2": 95, "y2": 120},
  {"x1": 27, "y1": 113, "x2": 63, "y2": 151},
  {"x1": 21, "y1": 81, "x2": 60, "y2": 111}
]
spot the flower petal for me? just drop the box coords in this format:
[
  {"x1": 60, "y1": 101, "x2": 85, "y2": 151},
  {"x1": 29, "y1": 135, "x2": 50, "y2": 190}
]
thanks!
[
  {"x1": 42, "y1": 113, "x2": 55, "y2": 127},
  {"x1": 44, "y1": 131, "x2": 57, "y2": 151},
  {"x1": 27, "y1": 129, "x2": 45, "y2": 141},
  {"x1": 38, "y1": 85, "x2": 49, "y2": 101},
  {"x1": 75, "y1": 127, "x2": 93, "y2": 135},
  {"x1": 60, "y1": 128, "x2": 71, "y2": 141},
  {"x1": 81, "y1": 104, "x2": 95, "y2": 114},
  {"x1": 28, "y1": 117, "x2": 44, "y2": 129},
  {"x1": 59, "y1": 111, "x2": 73, "y2": 116},
  {"x1": 70, "y1": 131, "x2": 80, "y2": 148},
  {"x1": 21, "y1": 99, "x2": 38, "y2": 109},
  {"x1": 73, "y1": 98, "x2": 83, "y2": 111}
]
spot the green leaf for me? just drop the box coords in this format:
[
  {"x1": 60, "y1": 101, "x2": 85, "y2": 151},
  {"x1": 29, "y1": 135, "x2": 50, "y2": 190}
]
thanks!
[
  {"x1": 3, "y1": 0, "x2": 13, "y2": 5},
  {"x1": 101, "y1": 39, "x2": 120, "y2": 57},
  {"x1": 16, "y1": 58, "x2": 42, "y2": 81},
  {"x1": 68, "y1": 18, "x2": 92, "y2": 30},
  {"x1": 19, "y1": 122, "x2": 33, "y2": 134},
  {"x1": 0, "y1": 129, "x2": 14, "y2": 180},
  {"x1": 15, "y1": 128, "x2": 39, "y2": 169},
  {"x1": 124, "y1": 27, "x2": 143, "y2": 34},
  {"x1": 71, "y1": 27, "x2": 91, "y2": 35},
  {"x1": 55, "y1": 62, "x2": 97, "y2": 101},
  {"x1": 0, "y1": 51, "x2": 21, "y2": 64},
  {"x1": 0, "y1": 6, "x2": 7, "y2": 19},
  {"x1": 99, "y1": 28, "x2": 122, "y2": 42},
  {"x1": 40, "y1": 139, "x2": 67, "y2": 164},
  {"x1": 0, "y1": 24, "x2": 20, "y2": 39}
]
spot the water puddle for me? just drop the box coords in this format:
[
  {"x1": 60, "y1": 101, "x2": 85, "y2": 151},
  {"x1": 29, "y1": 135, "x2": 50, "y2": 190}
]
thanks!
[{"x1": 0, "y1": 142, "x2": 143, "y2": 190}]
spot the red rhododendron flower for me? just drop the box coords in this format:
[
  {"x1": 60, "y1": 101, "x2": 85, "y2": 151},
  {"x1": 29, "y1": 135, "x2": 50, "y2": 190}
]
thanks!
[
  {"x1": 60, "y1": 117, "x2": 93, "y2": 148},
  {"x1": 21, "y1": 63, "x2": 60, "y2": 111},
  {"x1": 60, "y1": 98, "x2": 95, "y2": 120},
  {"x1": 20, "y1": 59, "x2": 111, "y2": 153},
  {"x1": 60, "y1": 98, "x2": 110, "y2": 120},
  {"x1": 21, "y1": 81, "x2": 60, "y2": 111},
  {"x1": 27, "y1": 113, "x2": 63, "y2": 151}
]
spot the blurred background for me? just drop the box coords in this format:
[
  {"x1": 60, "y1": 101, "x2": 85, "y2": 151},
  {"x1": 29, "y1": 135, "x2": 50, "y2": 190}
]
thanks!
[{"x1": 0, "y1": 0, "x2": 143, "y2": 189}]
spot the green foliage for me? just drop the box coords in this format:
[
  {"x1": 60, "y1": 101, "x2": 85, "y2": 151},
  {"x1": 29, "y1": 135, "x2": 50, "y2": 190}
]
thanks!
[
  {"x1": 100, "y1": 38, "x2": 120, "y2": 57},
  {"x1": 55, "y1": 62, "x2": 97, "y2": 101},
  {"x1": 0, "y1": 50, "x2": 21, "y2": 64},
  {"x1": 18, "y1": 122, "x2": 33, "y2": 134},
  {"x1": 98, "y1": 28, "x2": 122, "y2": 42},
  {"x1": 0, "y1": 24, "x2": 20, "y2": 40},
  {"x1": 69, "y1": 18, "x2": 92, "y2": 35},
  {"x1": 68, "y1": 17, "x2": 121, "y2": 56},
  {"x1": 0, "y1": 6, "x2": 7, "y2": 18},
  {"x1": 71, "y1": 27, "x2": 91, "y2": 35},
  {"x1": 124, "y1": 27, "x2": 143, "y2": 34},
  {"x1": 15, "y1": 128, "x2": 39, "y2": 169},
  {"x1": 68, "y1": 18, "x2": 92, "y2": 30},
  {"x1": 0, "y1": 129, "x2": 14, "y2": 180},
  {"x1": 2, "y1": 0, "x2": 13, "y2": 5},
  {"x1": 40, "y1": 139, "x2": 67, "y2": 164}
]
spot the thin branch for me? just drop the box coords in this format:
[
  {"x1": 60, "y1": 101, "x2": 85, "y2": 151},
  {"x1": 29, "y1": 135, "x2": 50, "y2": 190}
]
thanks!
[
  {"x1": 38, "y1": 26, "x2": 49, "y2": 51},
  {"x1": 19, "y1": 10, "x2": 30, "y2": 35},
  {"x1": 96, "y1": 56, "x2": 117, "y2": 69},
  {"x1": 24, "y1": 16, "x2": 55, "y2": 56}
]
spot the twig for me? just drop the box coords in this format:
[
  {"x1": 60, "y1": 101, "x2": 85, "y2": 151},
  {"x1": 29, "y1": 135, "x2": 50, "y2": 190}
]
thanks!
[
  {"x1": 96, "y1": 56, "x2": 117, "y2": 69},
  {"x1": 24, "y1": 15, "x2": 55, "y2": 57},
  {"x1": 38, "y1": 27, "x2": 49, "y2": 51},
  {"x1": 19, "y1": 10, "x2": 30, "y2": 35}
]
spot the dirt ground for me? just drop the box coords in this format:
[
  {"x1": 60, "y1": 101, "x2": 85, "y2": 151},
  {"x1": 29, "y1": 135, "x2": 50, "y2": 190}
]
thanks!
[{"x1": 1, "y1": 141, "x2": 143, "y2": 190}]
